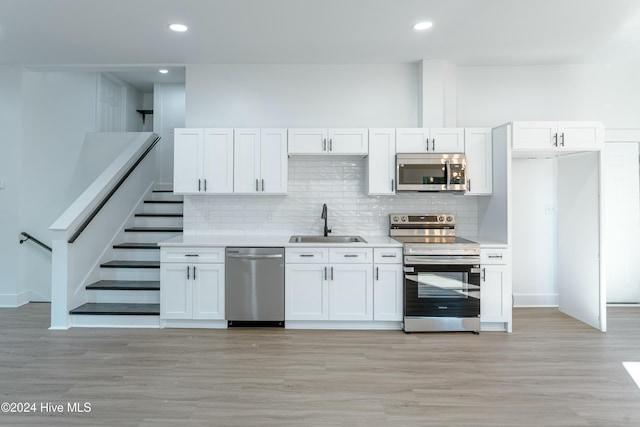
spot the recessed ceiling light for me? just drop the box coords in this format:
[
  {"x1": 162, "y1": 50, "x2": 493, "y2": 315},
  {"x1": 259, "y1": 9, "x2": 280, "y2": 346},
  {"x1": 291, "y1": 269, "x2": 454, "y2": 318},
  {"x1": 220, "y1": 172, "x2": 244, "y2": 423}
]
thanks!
[
  {"x1": 413, "y1": 21, "x2": 433, "y2": 31},
  {"x1": 159, "y1": 69, "x2": 169, "y2": 74},
  {"x1": 168, "y1": 23, "x2": 188, "y2": 32}
]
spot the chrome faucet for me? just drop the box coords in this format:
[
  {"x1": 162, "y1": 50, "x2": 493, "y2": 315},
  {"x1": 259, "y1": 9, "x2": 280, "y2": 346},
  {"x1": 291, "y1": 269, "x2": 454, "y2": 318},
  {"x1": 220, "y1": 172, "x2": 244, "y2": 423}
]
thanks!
[{"x1": 321, "y1": 203, "x2": 332, "y2": 237}]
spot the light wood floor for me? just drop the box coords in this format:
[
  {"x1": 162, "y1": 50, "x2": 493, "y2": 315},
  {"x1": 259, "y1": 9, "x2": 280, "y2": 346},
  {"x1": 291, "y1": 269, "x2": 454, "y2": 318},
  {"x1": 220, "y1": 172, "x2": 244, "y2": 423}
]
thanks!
[{"x1": 1, "y1": 304, "x2": 639, "y2": 426}]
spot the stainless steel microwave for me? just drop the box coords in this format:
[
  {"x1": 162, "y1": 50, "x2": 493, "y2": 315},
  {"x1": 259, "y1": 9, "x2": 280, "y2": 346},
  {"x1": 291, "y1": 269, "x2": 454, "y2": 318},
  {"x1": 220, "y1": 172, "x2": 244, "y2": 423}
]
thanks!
[{"x1": 396, "y1": 153, "x2": 467, "y2": 192}]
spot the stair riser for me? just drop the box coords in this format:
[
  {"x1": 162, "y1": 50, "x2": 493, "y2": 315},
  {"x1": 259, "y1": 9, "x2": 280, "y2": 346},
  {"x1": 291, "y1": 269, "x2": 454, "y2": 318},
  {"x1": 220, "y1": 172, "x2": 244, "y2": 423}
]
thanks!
[
  {"x1": 100, "y1": 268, "x2": 160, "y2": 281},
  {"x1": 134, "y1": 216, "x2": 184, "y2": 228},
  {"x1": 112, "y1": 248, "x2": 160, "y2": 261},
  {"x1": 147, "y1": 193, "x2": 183, "y2": 202},
  {"x1": 123, "y1": 231, "x2": 182, "y2": 243},
  {"x1": 143, "y1": 203, "x2": 184, "y2": 215},
  {"x1": 70, "y1": 315, "x2": 160, "y2": 328},
  {"x1": 88, "y1": 290, "x2": 160, "y2": 304}
]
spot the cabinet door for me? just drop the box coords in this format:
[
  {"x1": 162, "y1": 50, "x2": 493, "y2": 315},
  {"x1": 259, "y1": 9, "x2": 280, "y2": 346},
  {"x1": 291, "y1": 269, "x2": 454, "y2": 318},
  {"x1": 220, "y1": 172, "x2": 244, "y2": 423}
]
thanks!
[
  {"x1": 396, "y1": 128, "x2": 430, "y2": 153},
  {"x1": 373, "y1": 264, "x2": 403, "y2": 321},
  {"x1": 233, "y1": 128, "x2": 261, "y2": 194},
  {"x1": 285, "y1": 264, "x2": 329, "y2": 320},
  {"x1": 328, "y1": 129, "x2": 368, "y2": 154},
  {"x1": 430, "y1": 128, "x2": 464, "y2": 153},
  {"x1": 160, "y1": 263, "x2": 192, "y2": 319},
  {"x1": 203, "y1": 128, "x2": 234, "y2": 193},
  {"x1": 260, "y1": 128, "x2": 288, "y2": 194},
  {"x1": 192, "y1": 264, "x2": 225, "y2": 320},
  {"x1": 512, "y1": 121, "x2": 556, "y2": 150},
  {"x1": 557, "y1": 121, "x2": 604, "y2": 151},
  {"x1": 329, "y1": 264, "x2": 373, "y2": 321},
  {"x1": 288, "y1": 128, "x2": 327, "y2": 154},
  {"x1": 367, "y1": 128, "x2": 396, "y2": 195},
  {"x1": 173, "y1": 128, "x2": 203, "y2": 194},
  {"x1": 480, "y1": 265, "x2": 510, "y2": 323},
  {"x1": 464, "y1": 128, "x2": 492, "y2": 195}
]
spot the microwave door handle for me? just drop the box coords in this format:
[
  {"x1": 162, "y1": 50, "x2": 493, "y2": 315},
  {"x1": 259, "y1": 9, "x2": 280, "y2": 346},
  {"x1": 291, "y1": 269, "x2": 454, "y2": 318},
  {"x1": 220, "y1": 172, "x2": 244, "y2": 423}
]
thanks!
[{"x1": 445, "y1": 160, "x2": 450, "y2": 189}]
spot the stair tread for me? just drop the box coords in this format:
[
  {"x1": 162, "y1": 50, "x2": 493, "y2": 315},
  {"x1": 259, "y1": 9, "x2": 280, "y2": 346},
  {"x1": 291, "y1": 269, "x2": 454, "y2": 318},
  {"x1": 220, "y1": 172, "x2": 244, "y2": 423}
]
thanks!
[
  {"x1": 69, "y1": 303, "x2": 160, "y2": 315},
  {"x1": 86, "y1": 280, "x2": 160, "y2": 290},
  {"x1": 125, "y1": 226, "x2": 183, "y2": 232},
  {"x1": 152, "y1": 189, "x2": 174, "y2": 193},
  {"x1": 113, "y1": 242, "x2": 159, "y2": 249},
  {"x1": 101, "y1": 260, "x2": 160, "y2": 268},
  {"x1": 135, "y1": 213, "x2": 183, "y2": 217},
  {"x1": 144, "y1": 200, "x2": 183, "y2": 204}
]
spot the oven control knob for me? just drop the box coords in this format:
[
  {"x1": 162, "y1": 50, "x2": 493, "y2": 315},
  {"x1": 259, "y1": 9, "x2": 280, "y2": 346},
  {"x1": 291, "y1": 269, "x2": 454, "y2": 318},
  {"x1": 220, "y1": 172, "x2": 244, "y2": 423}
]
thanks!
[
  {"x1": 401, "y1": 216, "x2": 407, "y2": 222},
  {"x1": 393, "y1": 216, "x2": 400, "y2": 222},
  {"x1": 438, "y1": 215, "x2": 445, "y2": 222},
  {"x1": 446, "y1": 216, "x2": 453, "y2": 222}
]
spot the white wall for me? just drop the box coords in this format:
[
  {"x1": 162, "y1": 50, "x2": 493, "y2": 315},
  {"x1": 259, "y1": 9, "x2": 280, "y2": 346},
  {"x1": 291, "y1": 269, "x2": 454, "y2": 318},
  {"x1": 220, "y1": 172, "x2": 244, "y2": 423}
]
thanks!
[
  {"x1": 0, "y1": 66, "x2": 23, "y2": 306},
  {"x1": 457, "y1": 64, "x2": 640, "y2": 128},
  {"x1": 511, "y1": 158, "x2": 558, "y2": 306},
  {"x1": 124, "y1": 85, "x2": 144, "y2": 132},
  {"x1": 185, "y1": 64, "x2": 418, "y2": 128},
  {"x1": 185, "y1": 157, "x2": 478, "y2": 237},
  {"x1": 153, "y1": 84, "x2": 185, "y2": 184},
  {"x1": 19, "y1": 71, "x2": 99, "y2": 302}
]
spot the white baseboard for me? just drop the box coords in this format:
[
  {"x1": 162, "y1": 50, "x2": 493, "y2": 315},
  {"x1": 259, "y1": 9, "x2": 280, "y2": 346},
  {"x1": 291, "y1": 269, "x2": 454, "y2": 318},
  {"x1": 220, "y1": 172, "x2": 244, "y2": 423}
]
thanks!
[
  {"x1": 0, "y1": 292, "x2": 30, "y2": 307},
  {"x1": 513, "y1": 293, "x2": 558, "y2": 307},
  {"x1": 285, "y1": 321, "x2": 402, "y2": 330}
]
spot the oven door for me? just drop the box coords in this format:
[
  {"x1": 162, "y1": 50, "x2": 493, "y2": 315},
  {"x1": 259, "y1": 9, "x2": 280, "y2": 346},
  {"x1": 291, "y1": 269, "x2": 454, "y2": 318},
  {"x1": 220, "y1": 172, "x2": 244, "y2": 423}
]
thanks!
[{"x1": 404, "y1": 262, "x2": 480, "y2": 318}]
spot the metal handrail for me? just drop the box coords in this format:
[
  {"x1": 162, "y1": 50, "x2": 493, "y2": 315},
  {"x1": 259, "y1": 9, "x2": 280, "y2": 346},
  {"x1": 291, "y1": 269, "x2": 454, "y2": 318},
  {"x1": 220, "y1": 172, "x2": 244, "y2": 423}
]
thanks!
[
  {"x1": 68, "y1": 136, "x2": 161, "y2": 244},
  {"x1": 19, "y1": 232, "x2": 52, "y2": 252}
]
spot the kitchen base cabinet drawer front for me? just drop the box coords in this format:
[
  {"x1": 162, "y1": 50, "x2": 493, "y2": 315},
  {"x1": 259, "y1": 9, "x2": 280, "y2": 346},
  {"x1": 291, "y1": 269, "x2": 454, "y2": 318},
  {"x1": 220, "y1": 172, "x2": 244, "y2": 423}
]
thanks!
[
  {"x1": 285, "y1": 264, "x2": 329, "y2": 320},
  {"x1": 329, "y1": 266, "x2": 373, "y2": 321},
  {"x1": 374, "y1": 264, "x2": 403, "y2": 321},
  {"x1": 373, "y1": 248, "x2": 403, "y2": 264},
  {"x1": 161, "y1": 247, "x2": 225, "y2": 263},
  {"x1": 329, "y1": 248, "x2": 372, "y2": 263},
  {"x1": 480, "y1": 249, "x2": 509, "y2": 265},
  {"x1": 286, "y1": 248, "x2": 329, "y2": 263}
]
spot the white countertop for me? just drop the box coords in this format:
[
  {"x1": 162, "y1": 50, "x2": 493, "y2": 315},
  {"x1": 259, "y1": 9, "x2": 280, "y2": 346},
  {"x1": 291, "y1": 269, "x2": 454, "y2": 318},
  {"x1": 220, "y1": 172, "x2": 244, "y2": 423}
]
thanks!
[
  {"x1": 159, "y1": 234, "x2": 403, "y2": 248},
  {"x1": 460, "y1": 236, "x2": 509, "y2": 247}
]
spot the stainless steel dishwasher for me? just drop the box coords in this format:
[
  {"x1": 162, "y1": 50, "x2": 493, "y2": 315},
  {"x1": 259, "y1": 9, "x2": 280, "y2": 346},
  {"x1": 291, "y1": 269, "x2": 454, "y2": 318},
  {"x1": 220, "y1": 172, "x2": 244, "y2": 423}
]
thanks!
[{"x1": 225, "y1": 247, "x2": 285, "y2": 326}]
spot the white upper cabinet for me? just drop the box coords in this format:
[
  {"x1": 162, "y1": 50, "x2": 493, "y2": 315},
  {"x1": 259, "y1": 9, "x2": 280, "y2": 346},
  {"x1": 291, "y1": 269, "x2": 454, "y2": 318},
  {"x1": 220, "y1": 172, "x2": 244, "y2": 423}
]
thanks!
[
  {"x1": 367, "y1": 128, "x2": 396, "y2": 195},
  {"x1": 512, "y1": 121, "x2": 604, "y2": 152},
  {"x1": 174, "y1": 128, "x2": 233, "y2": 194},
  {"x1": 396, "y1": 128, "x2": 464, "y2": 153},
  {"x1": 288, "y1": 128, "x2": 368, "y2": 155},
  {"x1": 464, "y1": 128, "x2": 493, "y2": 195},
  {"x1": 233, "y1": 128, "x2": 288, "y2": 194}
]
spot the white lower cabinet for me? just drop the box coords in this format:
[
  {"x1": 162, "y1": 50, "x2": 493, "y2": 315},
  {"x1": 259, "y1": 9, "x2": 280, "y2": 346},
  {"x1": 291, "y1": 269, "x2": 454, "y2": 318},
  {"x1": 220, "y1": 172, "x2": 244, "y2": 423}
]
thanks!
[
  {"x1": 160, "y1": 248, "x2": 225, "y2": 322},
  {"x1": 329, "y1": 264, "x2": 373, "y2": 321},
  {"x1": 373, "y1": 248, "x2": 403, "y2": 321},
  {"x1": 285, "y1": 263, "x2": 329, "y2": 320},
  {"x1": 285, "y1": 247, "x2": 397, "y2": 325},
  {"x1": 480, "y1": 246, "x2": 512, "y2": 332}
]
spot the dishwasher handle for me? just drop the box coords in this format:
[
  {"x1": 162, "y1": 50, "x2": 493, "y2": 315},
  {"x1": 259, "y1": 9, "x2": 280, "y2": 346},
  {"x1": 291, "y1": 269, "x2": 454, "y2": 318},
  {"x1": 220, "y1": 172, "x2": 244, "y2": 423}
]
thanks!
[{"x1": 226, "y1": 253, "x2": 284, "y2": 260}]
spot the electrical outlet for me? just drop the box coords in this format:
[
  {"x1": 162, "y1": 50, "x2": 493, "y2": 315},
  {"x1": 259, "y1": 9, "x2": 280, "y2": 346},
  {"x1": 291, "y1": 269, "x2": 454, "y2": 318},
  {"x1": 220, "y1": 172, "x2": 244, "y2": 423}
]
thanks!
[
  {"x1": 267, "y1": 212, "x2": 274, "y2": 222},
  {"x1": 544, "y1": 204, "x2": 556, "y2": 215}
]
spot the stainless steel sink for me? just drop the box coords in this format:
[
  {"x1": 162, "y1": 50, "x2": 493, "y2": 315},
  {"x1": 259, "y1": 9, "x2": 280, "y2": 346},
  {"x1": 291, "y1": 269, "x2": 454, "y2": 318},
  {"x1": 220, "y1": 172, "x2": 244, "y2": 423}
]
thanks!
[{"x1": 289, "y1": 235, "x2": 367, "y2": 244}]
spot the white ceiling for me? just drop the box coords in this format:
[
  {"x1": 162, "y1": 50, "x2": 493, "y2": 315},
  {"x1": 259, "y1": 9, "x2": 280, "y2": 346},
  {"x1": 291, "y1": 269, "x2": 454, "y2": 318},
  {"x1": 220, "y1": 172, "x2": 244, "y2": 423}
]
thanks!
[{"x1": 2, "y1": 0, "x2": 640, "y2": 91}]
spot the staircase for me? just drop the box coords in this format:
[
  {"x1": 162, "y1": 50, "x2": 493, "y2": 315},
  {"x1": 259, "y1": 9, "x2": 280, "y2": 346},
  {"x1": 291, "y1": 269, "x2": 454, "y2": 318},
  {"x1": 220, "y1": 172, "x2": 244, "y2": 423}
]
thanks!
[{"x1": 69, "y1": 188, "x2": 183, "y2": 327}]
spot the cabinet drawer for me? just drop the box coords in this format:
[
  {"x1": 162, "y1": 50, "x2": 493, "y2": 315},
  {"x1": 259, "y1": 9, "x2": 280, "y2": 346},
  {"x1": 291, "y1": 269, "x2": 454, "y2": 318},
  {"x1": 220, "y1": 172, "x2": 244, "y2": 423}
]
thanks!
[
  {"x1": 329, "y1": 248, "x2": 372, "y2": 263},
  {"x1": 373, "y1": 248, "x2": 403, "y2": 264},
  {"x1": 161, "y1": 247, "x2": 225, "y2": 263},
  {"x1": 481, "y1": 248, "x2": 509, "y2": 265},
  {"x1": 286, "y1": 248, "x2": 329, "y2": 263}
]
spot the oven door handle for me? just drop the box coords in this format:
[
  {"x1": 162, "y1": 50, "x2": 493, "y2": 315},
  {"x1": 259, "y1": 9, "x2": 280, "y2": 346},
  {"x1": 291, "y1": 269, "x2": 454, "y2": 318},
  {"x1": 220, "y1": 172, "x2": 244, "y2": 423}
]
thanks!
[{"x1": 404, "y1": 255, "x2": 480, "y2": 265}]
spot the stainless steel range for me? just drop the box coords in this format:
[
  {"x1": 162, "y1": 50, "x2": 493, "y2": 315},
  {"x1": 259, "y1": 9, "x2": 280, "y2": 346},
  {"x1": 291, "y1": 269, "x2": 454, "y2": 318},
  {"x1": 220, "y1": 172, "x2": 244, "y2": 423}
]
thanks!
[{"x1": 389, "y1": 214, "x2": 481, "y2": 333}]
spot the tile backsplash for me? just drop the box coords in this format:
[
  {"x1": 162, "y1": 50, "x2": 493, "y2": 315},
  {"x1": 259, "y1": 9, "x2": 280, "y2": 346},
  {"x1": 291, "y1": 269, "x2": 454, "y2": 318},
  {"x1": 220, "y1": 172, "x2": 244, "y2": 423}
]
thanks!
[{"x1": 184, "y1": 157, "x2": 478, "y2": 237}]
